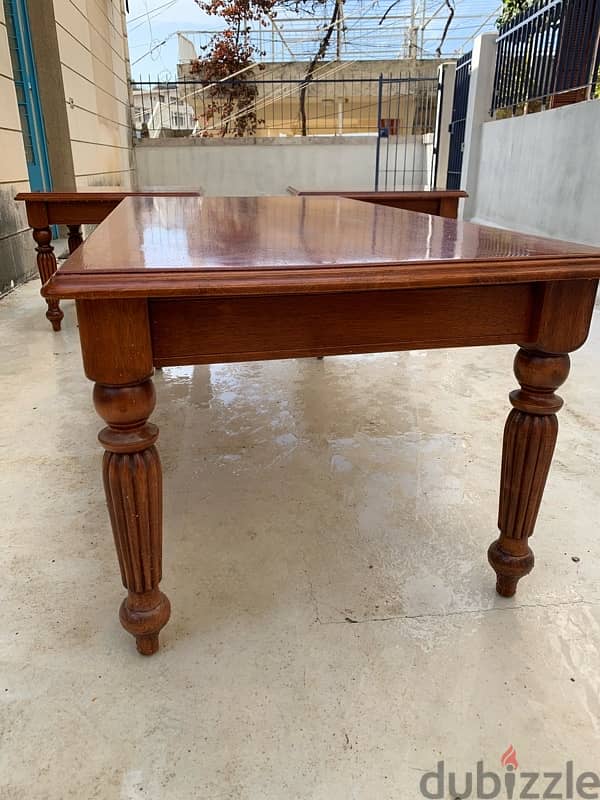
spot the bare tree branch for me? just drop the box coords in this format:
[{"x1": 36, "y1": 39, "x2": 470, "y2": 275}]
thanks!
[
  {"x1": 435, "y1": 0, "x2": 455, "y2": 57},
  {"x1": 299, "y1": 0, "x2": 342, "y2": 135},
  {"x1": 378, "y1": 0, "x2": 404, "y2": 27}
]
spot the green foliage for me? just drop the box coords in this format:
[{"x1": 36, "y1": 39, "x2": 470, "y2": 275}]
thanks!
[{"x1": 497, "y1": 0, "x2": 533, "y2": 27}]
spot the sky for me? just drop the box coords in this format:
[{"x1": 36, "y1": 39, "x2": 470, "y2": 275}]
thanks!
[{"x1": 127, "y1": 0, "x2": 502, "y2": 81}]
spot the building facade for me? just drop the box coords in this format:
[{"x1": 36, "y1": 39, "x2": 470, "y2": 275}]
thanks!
[
  {"x1": 0, "y1": 0, "x2": 134, "y2": 295},
  {"x1": 132, "y1": 84, "x2": 197, "y2": 138}
]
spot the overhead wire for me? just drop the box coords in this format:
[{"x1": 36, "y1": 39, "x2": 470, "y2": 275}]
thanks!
[
  {"x1": 130, "y1": 0, "x2": 180, "y2": 32},
  {"x1": 131, "y1": 0, "x2": 500, "y2": 89},
  {"x1": 455, "y1": 5, "x2": 501, "y2": 51}
]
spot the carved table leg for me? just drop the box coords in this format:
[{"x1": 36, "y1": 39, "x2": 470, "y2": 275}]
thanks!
[
  {"x1": 488, "y1": 348, "x2": 570, "y2": 596},
  {"x1": 33, "y1": 227, "x2": 63, "y2": 331},
  {"x1": 93, "y1": 378, "x2": 171, "y2": 654},
  {"x1": 67, "y1": 224, "x2": 84, "y2": 254}
]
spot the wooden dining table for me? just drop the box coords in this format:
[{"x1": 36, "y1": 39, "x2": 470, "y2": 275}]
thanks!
[
  {"x1": 41, "y1": 194, "x2": 600, "y2": 656},
  {"x1": 16, "y1": 187, "x2": 202, "y2": 331}
]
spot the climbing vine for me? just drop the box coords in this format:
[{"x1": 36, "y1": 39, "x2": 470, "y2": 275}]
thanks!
[{"x1": 497, "y1": 0, "x2": 533, "y2": 27}]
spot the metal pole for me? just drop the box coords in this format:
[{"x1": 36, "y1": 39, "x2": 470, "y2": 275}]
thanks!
[
  {"x1": 431, "y1": 64, "x2": 445, "y2": 189},
  {"x1": 374, "y1": 73, "x2": 383, "y2": 190}
]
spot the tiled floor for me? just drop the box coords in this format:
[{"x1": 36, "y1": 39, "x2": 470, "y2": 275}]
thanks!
[{"x1": 1, "y1": 280, "x2": 599, "y2": 799}]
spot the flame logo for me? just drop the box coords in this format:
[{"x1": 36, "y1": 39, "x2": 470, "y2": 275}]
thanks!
[{"x1": 501, "y1": 744, "x2": 519, "y2": 770}]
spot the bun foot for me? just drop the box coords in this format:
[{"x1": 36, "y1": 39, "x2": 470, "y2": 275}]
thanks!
[
  {"x1": 495, "y1": 575, "x2": 519, "y2": 598},
  {"x1": 487, "y1": 539, "x2": 534, "y2": 597},
  {"x1": 120, "y1": 590, "x2": 171, "y2": 656},
  {"x1": 136, "y1": 634, "x2": 160, "y2": 656},
  {"x1": 47, "y1": 300, "x2": 63, "y2": 331}
]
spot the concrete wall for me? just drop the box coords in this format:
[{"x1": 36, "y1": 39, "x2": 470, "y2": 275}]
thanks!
[
  {"x1": 53, "y1": 0, "x2": 133, "y2": 188},
  {"x1": 1, "y1": 0, "x2": 133, "y2": 294},
  {"x1": 468, "y1": 99, "x2": 600, "y2": 246},
  {"x1": 135, "y1": 136, "x2": 429, "y2": 195},
  {"x1": 179, "y1": 58, "x2": 444, "y2": 82},
  {"x1": 459, "y1": 34, "x2": 496, "y2": 220},
  {"x1": 0, "y1": 3, "x2": 35, "y2": 296},
  {"x1": 27, "y1": 0, "x2": 76, "y2": 192}
]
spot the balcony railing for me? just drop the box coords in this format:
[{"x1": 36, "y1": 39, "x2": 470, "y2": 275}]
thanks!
[
  {"x1": 130, "y1": 75, "x2": 438, "y2": 139},
  {"x1": 492, "y1": 0, "x2": 600, "y2": 115}
]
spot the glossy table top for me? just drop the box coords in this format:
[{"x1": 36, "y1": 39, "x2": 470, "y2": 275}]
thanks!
[
  {"x1": 43, "y1": 195, "x2": 600, "y2": 300},
  {"x1": 16, "y1": 186, "x2": 202, "y2": 202}
]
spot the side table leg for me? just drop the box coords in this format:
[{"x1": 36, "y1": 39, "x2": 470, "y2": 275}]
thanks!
[
  {"x1": 33, "y1": 226, "x2": 63, "y2": 331},
  {"x1": 67, "y1": 224, "x2": 84, "y2": 254},
  {"x1": 93, "y1": 379, "x2": 171, "y2": 655},
  {"x1": 488, "y1": 348, "x2": 570, "y2": 596}
]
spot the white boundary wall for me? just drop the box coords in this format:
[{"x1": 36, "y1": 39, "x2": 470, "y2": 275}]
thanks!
[
  {"x1": 134, "y1": 136, "x2": 428, "y2": 196},
  {"x1": 459, "y1": 33, "x2": 600, "y2": 247},
  {"x1": 468, "y1": 99, "x2": 600, "y2": 246}
]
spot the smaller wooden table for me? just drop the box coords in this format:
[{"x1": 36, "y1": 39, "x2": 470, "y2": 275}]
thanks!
[
  {"x1": 287, "y1": 187, "x2": 467, "y2": 218},
  {"x1": 16, "y1": 188, "x2": 202, "y2": 331}
]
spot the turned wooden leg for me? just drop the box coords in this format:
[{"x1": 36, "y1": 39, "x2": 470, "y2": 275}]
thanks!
[
  {"x1": 488, "y1": 348, "x2": 570, "y2": 596},
  {"x1": 67, "y1": 224, "x2": 84, "y2": 254},
  {"x1": 33, "y1": 227, "x2": 63, "y2": 331},
  {"x1": 93, "y1": 378, "x2": 170, "y2": 654}
]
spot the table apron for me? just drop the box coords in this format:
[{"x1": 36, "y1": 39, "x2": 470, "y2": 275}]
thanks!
[
  {"x1": 354, "y1": 198, "x2": 447, "y2": 215},
  {"x1": 149, "y1": 284, "x2": 537, "y2": 366},
  {"x1": 44, "y1": 201, "x2": 121, "y2": 226},
  {"x1": 24, "y1": 201, "x2": 121, "y2": 228}
]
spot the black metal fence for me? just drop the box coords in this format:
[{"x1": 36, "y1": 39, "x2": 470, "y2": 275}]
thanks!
[
  {"x1": 131, "y1": 75, "x2": 438, "y2": 139},
  {"x1": 447, "y1": 51, "x2": 472, "y2": 190},
  {"x1": 374, "y1": 75, "x2": 439, "y2": 190},
  {"x1": 492, "y1": 0, "x2": 600, "y2": 114}
]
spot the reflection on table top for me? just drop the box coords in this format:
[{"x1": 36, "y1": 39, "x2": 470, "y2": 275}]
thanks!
[{"x1": 44, "y1": 195, "x2": 600, "y2": 299}]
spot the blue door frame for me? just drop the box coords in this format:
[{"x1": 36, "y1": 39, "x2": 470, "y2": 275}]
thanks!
[{"x1": 4, "y1": 0, "x2": 52, "y2": 191}]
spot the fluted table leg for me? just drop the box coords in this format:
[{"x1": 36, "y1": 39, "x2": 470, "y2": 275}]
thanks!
[
  {"x1": 488, "y1": 348, "x2": 570, "y2": 596},
  {"x1": 94, "y1": 379, "x2": 170, "y2": 655},
  {"x1": 76, "y1": 298, "x2": 170, "y2": 655},
  {"x1": 33, "y1": 226, "x2": 63, "y2": 331}
]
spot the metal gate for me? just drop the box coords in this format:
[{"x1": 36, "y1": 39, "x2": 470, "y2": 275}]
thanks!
[
  {"x1": 446, "y1": 51, "x2": 472, "y2": 190},
  {"x1": 374, "y1": 74, "x2": 439, "y2": 191}
]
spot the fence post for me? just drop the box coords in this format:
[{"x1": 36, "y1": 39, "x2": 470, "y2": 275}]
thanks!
[
  {"x1": 431, "y1": 62, "x2": 456, "y2": 189},
  {"x1": 374, "y1": 73, "x2": 383, "y2": 191},
  {"x1": 459, "y1": 33, "x2": 497, "y2": 219}
]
